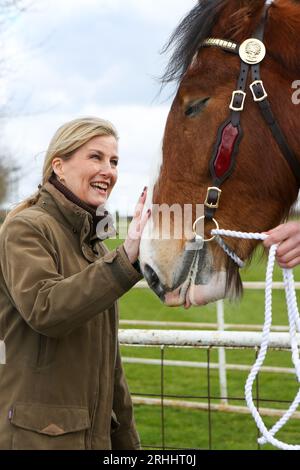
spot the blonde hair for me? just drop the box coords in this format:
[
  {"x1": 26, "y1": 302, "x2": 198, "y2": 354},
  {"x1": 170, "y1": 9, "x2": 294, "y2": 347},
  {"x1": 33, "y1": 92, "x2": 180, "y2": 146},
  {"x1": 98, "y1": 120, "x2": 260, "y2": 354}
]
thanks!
[{"x1": 3, "y1": 117, "x2": 118, "y2": 225}]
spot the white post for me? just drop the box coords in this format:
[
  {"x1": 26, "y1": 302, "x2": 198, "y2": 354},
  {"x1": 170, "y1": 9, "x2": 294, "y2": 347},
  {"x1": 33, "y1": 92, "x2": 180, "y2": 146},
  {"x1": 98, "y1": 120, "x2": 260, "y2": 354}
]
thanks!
[{"x1": 217, "y1": 300, "x2": 228, "y2": 405}]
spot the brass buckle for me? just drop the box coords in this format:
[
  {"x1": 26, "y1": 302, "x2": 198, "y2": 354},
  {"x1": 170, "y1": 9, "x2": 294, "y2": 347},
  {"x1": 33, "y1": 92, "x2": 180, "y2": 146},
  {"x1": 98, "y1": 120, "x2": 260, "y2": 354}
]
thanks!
[
  {"x1": 205, "y1": 187, "x2": 222, "y2": 210},
  {"x1": 193, "y1": 216, "x2": 220, "y2": 243},
  {"x1": 229, "y1": 90, "x2": 246, "y2": 112},
  {"x1": 250, "y1": 80, "x2": 268, "y2": 102}
]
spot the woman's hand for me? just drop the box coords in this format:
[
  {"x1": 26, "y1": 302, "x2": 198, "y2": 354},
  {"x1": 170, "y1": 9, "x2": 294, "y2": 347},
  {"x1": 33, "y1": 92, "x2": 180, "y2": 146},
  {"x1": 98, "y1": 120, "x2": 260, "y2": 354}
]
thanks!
[
  {"x1": 263, "y1": 222, "x2": 300, "y2": 269},
  {"x1": 124, "y1": 187, "x2": 151, "y2": 264}
]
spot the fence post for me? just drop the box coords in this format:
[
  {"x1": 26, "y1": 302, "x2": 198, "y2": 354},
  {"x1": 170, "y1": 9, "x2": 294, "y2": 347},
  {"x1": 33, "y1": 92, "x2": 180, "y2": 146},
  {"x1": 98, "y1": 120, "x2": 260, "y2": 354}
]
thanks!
[{"x1": 217, "y1": 300, "x2": 228, "y2": 405}]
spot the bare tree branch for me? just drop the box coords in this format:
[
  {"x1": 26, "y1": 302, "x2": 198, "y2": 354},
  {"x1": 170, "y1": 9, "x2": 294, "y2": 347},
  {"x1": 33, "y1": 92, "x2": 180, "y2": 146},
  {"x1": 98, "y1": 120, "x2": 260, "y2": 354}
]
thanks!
[{"x1": 0, "y1": 0, "x2": 31, "y2": 205}]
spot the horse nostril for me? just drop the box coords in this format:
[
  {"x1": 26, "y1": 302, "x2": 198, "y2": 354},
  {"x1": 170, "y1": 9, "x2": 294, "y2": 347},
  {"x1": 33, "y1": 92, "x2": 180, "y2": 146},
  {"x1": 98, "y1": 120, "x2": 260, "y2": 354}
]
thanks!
[
  {"x1": 144, "y1": 264, "x2": 165, "y2": 301},
  {"x1": 145, "y1": 264, "x2": 159, "y2": 288}
]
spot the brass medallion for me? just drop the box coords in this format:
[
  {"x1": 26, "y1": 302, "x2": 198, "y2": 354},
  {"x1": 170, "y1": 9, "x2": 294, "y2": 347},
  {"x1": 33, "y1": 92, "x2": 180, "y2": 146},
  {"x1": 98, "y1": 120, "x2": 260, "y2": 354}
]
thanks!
[{"x1": 239, "y1": 38, "x2": 266, "y2": 65}]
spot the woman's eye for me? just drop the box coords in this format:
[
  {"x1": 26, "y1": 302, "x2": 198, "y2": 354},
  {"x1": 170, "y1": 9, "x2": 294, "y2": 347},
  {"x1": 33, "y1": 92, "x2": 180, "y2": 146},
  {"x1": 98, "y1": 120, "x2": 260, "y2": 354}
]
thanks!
[
  {"x1": 91, "y1": 154, "x2": 100, "y2": 160},
  {"x1": 185, "y1": 97, "x2": 210, "y2": 118},
  {"x1": 111, "y1": 160, "x2": 118, "y2": 167}
]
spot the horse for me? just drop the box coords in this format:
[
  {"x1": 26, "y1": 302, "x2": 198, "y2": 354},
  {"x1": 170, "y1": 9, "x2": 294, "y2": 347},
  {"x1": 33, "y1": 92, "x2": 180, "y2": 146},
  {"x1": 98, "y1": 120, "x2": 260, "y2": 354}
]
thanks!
[{"x1": 139, "y1": 0, "x2": 300, "y2": 308}]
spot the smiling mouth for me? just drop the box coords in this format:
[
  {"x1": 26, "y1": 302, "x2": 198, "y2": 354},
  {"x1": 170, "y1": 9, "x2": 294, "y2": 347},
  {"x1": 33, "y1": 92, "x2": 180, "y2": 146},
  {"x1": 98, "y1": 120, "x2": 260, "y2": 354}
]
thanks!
[{"x1": 90, "y1": 183, "x2": 109, "y2": 196}]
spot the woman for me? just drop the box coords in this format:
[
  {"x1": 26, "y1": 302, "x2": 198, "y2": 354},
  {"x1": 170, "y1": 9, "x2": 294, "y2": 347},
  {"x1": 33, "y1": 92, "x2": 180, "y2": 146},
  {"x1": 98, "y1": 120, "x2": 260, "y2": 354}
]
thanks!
[{"x1": 0, "y1": 117, "x2": 150, "y2": 450}]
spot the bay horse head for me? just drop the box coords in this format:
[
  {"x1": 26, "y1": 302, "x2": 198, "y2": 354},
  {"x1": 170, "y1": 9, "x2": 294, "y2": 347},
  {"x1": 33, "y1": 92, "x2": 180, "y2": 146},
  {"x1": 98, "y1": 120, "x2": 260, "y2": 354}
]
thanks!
[{"x1": 140, "y1": 0, "x2": 300, "y2": 307}]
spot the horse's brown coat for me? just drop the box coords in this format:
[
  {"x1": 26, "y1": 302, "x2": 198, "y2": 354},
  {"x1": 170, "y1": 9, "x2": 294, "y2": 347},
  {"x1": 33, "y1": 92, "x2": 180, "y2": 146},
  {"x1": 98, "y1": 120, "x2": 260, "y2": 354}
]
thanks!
[
  {"x1": 156, "y1": 0, "x2": 299, "y2": 260},
  {"x1": 142, "y1": 0, "x2": 300, "y2": 303}
]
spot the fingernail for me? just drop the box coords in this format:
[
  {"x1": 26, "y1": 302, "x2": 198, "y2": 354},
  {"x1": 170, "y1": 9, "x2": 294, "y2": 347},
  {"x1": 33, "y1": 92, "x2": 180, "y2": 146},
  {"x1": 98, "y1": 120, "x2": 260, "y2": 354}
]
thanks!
[{"x1": 147, "y1": 209, "x2": 151, "y2": 216}]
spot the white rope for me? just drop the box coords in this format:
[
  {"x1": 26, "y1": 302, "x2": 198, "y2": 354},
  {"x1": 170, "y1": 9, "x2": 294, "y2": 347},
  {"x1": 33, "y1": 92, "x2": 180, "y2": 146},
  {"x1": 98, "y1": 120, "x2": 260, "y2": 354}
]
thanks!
[
  {"x1": 214, "y1": 235, "x2": 245, "y2": 268},
  {"x1": 211, "y1": 229, "x2": 300, "y2": 450}
]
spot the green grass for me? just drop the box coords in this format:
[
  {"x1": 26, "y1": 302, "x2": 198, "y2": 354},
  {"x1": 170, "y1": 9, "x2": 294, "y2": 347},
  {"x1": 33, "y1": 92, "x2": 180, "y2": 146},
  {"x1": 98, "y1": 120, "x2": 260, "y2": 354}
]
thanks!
[
  {"x1": 106, "y1": 238, "x2": 300, "y2": 450},
  {"x1": 132, "y1": 405, "x2": 300, "y2": 450}
]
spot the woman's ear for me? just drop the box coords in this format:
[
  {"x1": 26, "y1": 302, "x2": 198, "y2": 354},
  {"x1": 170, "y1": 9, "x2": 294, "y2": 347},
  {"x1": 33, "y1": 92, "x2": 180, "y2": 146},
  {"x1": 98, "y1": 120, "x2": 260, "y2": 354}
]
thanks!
[{"x1": 52, "y1": 158, "x2": 65, "y2": 181}]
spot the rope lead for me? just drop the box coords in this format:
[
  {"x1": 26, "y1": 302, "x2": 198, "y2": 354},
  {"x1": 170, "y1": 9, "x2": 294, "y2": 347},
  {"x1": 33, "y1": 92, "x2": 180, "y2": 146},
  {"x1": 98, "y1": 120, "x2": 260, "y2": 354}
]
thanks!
[{"x1": 211, "y1": 229, "x2": 300, "y2": 450}]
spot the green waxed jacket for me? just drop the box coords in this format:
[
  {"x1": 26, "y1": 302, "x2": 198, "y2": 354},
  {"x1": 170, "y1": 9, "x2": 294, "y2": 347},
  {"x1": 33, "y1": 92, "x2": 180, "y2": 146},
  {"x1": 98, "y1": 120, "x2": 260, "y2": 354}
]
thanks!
[{"x1": 0, "y1": 182, "x2": 142, "y2": 450}]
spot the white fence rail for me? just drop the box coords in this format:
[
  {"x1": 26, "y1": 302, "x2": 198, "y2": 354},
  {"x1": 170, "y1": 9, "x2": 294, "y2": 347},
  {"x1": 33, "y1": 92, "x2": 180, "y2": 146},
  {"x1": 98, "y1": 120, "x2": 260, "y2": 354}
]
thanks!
[
  {"x1": 120, "y1": 320, "x2": 290, "y2": 331},
  {"x1": 119, "y1": 329, "x2": 300, "y2": 349},
  {"x1": 131, "y1": 397, "x2": 300, "y2": 420},
  {"x1": 122, "y1": 356, "x2": 294, "y2": 374},
  {"x1": 119, "y1": 329, "x2": 300, "y2": 420},
  {"x1": 120, "y1": 279, "x2": 300, "y2": 422}
]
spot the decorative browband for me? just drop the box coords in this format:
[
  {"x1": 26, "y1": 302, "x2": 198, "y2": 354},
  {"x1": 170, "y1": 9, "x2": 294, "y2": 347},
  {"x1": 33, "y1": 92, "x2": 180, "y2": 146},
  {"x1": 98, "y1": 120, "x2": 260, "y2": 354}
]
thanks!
[
  {"x1": 201, "y1": 38, "x2": 239, "y2": 53},
  {"x1": 201, "y1": 37, "x2": 267, "y2": 66}
]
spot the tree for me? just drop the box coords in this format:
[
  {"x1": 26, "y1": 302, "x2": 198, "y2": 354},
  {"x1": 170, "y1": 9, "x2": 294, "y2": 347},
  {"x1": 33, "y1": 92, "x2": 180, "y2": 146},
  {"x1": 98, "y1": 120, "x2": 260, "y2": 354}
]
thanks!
[
  {"x1": 0, "y1": 162, "x2": 8, "y2": 204},
  {"x1": 0, "y1": 0, "x2": 29, "y2": 207}
]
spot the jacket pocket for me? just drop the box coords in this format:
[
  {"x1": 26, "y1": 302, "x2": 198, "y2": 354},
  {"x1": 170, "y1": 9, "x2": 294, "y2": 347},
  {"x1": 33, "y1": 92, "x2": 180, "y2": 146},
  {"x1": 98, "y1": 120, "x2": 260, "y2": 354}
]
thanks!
[{"x1": 10, "y1": 403, "x2": 90, "y2": 450}]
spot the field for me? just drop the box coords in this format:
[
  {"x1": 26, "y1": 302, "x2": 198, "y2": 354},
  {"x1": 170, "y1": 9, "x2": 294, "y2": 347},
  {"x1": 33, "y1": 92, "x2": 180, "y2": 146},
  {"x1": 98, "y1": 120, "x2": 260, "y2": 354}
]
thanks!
[{"x1": 106, "y1": 238, "x2": 300, "y2": 451}]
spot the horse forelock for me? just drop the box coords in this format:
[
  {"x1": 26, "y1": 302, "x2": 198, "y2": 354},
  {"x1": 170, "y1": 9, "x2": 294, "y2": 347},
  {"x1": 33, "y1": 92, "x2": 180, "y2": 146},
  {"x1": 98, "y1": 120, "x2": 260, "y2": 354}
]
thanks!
[{"x1": 161, "y1": 0, "x2": 300, "y2": 86}]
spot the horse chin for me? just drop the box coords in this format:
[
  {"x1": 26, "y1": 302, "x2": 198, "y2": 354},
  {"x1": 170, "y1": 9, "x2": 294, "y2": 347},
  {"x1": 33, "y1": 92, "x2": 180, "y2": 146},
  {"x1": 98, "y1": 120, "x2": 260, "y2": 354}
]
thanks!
[
  {"x1": 186, "y1": 272, "x2": 229, "y2": 306},
  {"x1": 164, "y1": 271, "x2": 235, "y2": 307}
]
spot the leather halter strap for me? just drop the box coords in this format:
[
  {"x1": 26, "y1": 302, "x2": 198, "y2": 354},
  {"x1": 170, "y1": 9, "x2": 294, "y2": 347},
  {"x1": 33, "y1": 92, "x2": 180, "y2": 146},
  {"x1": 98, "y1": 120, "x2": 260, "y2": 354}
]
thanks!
[{"x1": 200, "y1": 3, "x2": 300, "y2": 221}]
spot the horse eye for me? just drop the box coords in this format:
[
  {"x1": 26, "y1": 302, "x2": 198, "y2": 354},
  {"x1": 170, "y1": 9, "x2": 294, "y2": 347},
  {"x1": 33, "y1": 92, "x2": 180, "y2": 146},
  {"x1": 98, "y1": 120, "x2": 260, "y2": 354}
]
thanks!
[{"x1": 185, "y1": 97, "x2": 210, "y2": 117}]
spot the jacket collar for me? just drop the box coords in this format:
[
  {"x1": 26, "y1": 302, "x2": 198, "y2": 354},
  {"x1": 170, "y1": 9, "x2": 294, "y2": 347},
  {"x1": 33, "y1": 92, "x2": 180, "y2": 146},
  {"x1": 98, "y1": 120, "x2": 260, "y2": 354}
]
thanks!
[{"x1": 37, "y1": 182, "x2": 95, "y2": 238}]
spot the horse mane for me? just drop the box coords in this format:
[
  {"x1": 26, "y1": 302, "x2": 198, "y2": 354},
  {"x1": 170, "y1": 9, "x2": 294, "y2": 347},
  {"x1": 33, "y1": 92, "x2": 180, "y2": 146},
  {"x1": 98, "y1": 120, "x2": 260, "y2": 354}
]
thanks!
[
  {"x1": 161, "y1": 0, "x2": 300, "y2": 85},
  {"x1": 161, "y1": 0, "x2": 225, "y2": 84}
]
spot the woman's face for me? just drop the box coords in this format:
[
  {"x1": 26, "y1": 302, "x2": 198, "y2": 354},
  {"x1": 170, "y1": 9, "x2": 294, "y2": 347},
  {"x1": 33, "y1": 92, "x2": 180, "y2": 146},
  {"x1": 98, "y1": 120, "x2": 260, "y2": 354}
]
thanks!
[{"x1": 53, "y1": 135, "x2": 119, "y2": 208}]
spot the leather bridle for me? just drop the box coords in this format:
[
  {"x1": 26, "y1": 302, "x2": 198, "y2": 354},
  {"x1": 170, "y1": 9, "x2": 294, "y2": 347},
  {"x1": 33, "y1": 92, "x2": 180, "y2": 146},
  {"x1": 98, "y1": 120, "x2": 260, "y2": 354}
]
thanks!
[{"x1": 193, "y1": 0, "x2": 300, "y2": 242}]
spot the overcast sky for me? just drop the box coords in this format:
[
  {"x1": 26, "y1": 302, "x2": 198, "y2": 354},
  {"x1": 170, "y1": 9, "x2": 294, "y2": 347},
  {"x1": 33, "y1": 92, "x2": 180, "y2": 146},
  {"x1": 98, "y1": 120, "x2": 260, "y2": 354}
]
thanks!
[{"x1": 1, "y1": 0, "x2": 196, "y2": 214}]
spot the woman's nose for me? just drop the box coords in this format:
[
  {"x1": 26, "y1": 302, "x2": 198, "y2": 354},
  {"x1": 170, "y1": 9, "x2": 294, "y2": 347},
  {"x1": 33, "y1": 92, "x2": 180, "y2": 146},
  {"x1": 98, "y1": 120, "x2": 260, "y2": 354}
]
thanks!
[{"x1": 99, "y1": 161, "x2": 114, "y2": 178}]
